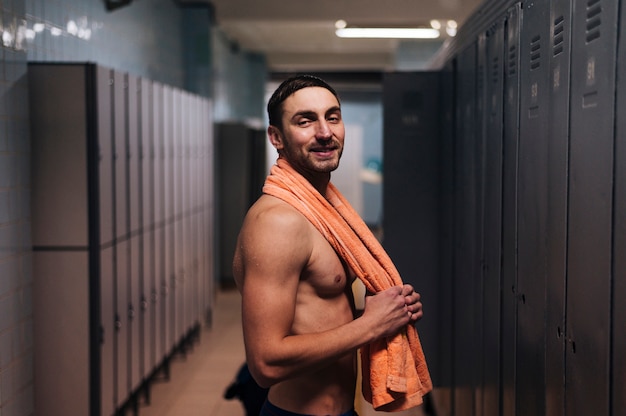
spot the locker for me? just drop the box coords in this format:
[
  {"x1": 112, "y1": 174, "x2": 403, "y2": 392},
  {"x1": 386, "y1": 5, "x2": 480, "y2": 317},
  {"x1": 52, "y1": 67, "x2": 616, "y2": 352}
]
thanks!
[
  {"x1": 173, "y1": 89, "x2": 184, "y2": 343},
  {"x1": 162, "y1": 84, "x2": 176, "y2": 356},
  {"x1": 33, "y1": 252, "x2": 91, "y2": 414},
  {"x1": 516, "y1": 0, "x2": 551, "y2": 414},
  {"x1": 381, "y1": 71, "x2": 442, "y2": 387},
  {"x1": 216, "y1": 122, "x2": 267, "y2": 287},
  {"x1": 453, "y1": 41, "x2": 478, "y2": 416},
  {"x1": 438, "y1": 59, "x2": 456, "y2": 412},
  {"x1": 500, "y1": 5, "x2": 521, "y2": 416},
  {"x1": 113, "y1": 70, "x2": 129, "y2": 407},
  {"x1": 97, "y1": 66, "x2": 116, "y2": 416},
  {"x1": 153, "y1": 81, "x2": 166, "y2": 366},
  {"x1": 100, "y1": 246, "x2": 116, "y2": 415},
  {"x1": 139, "y1": 77, "x2": 154, "y2": 381},
  {"x1": 481, "y1": 17, "x2": 505, "y2": 416},
  {"x1": 29, "y1": 63, "x2": 214, "y2": 415},
  {"x1": 190, "y1": 96, "x2": 201, "y2": 322},
  {"x1": 474, "y1": 31, "x2": 488, "y2": 416},
  {"x1": 545, "y1": 1, "x2": 572, "y2": 414},
  {"x1": 30, "y1": 64, "x2": 94, "y2": 416},
  {"x1": 565, "y1": 0, "x2": 618, "y2": 414},
  {"x1": 201, "y1": 99, "x2": 215, "y2": 325},
  {"x1": 613, "y1": 0, "x2": 626, "y2": 412},
  {"x1": 126, "y1": 73, "x2": 143, "y2": 394}
]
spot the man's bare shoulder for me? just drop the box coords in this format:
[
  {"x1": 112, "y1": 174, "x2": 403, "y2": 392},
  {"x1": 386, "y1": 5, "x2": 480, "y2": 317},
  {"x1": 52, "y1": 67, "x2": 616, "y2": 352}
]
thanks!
[
  {"x1": 234, "y1": 195, "x2": 314, "y2": 278},
  {"x1": 243, "y1": 194, "x2": 310, "y2": 233},
  {"x1": 238, "y1": 195, "x2": 314, "y2": 259}
]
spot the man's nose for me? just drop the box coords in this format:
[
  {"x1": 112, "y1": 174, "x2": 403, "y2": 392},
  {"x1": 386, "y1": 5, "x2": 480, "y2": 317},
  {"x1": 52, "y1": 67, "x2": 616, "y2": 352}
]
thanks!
[{"x1": 316, "y1": 120, "x2": 332, "y2": 139}]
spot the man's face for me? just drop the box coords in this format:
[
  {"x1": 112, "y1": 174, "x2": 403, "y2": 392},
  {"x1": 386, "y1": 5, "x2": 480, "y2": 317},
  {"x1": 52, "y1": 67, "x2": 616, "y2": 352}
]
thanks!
[{"x1": 270, "y1": 86, "x2": 345, "y2": 175}]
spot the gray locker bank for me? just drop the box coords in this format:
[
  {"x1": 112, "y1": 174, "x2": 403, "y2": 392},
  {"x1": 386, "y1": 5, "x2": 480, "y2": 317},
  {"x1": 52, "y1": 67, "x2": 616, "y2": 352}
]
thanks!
[{"x1": 29, "y1": 63, "x2": 215, "y2": 416}]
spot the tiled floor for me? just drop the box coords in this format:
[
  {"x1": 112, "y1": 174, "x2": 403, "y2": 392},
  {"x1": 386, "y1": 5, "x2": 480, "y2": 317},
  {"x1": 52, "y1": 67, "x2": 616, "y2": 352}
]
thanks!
[
  {"x1": 137, "y1": 288, "x2": 247, "y2": 416},
  {"x1": 135, "y1": 288, "x2": 437, "y2": 416}
]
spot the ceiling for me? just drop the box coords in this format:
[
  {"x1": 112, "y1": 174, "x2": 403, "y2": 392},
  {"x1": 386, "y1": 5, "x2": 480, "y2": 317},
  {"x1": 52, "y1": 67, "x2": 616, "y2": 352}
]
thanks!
[{"x1": 179, "y1": 0, "x2": 483, "y2": 73}]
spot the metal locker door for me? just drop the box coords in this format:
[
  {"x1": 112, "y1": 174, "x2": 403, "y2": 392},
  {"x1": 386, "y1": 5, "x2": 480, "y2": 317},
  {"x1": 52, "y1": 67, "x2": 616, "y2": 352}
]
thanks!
[
  {"x1": 482, "y1": 18, "x2": 505, "y2": 416},
  {"x1": 612, "y1": 2, "x2": 626, "y2": 414},
  {"x1": 189, "y1": 95, "x2": 200, "y2": 323},
  {"x1": 500, "y1": 5, "x2": 521, "y2": 416},
  {"x1": 172, "y1": 88, "x2": 183, "y2": 344},
  {"x1": 163, "y1": 84, "x2": 176, "y2": 353},
  {"x1": 546, "y1": 1, "x2": 573, "y2": 414},
  {"x1": 205, "y1": 99, "x2": 215, "y2": 323},
  {"x1": 566, "y1": 0, "x2": 618, "y2": 414},
  {"x1": 183, "y1": 93, "x2": 197, "y2": 325},
  {"x1": 200, "y1": 99, "x2": 213, "y2": 324},
  {"x1": 453, "y1": 41, "x2": 478, "y2": 416},
  {"x1": 140, "y1": 77, "x2": 156, "y2": 376},
  {"x1": 381, "y1": 71, "x2": 441, "y2": 388},
  {"x1": 113, "y1": 69, "x2": 129, "y2": 408},
  {"x1": 474, "y1": 31, "x2": 488, "y2": 416},
  {"x1": 96, "y1": 65, "x2": 116, "y2": 416},
  {"x1": 438, "y1": 58, "x2": 455, "y2": 404},
  {"x1": 174, "y1": 90, "x2": 186, "y2": 336},
  {"x1": 516, "y1": 0, "x2": 551, "y2": 414},
  {"x1": 126, "y1": 73, "x2": 142, "y2": 394},
  {"x1": 153, "y1": 82, "x2": 167, "y2": 365}
]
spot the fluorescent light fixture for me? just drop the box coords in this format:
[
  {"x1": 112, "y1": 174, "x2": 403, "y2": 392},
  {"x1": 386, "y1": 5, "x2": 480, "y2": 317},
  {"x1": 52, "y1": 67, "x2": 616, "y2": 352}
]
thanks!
[{"x1": 336, "y1": 27, "x2": 440, "y2": 39}]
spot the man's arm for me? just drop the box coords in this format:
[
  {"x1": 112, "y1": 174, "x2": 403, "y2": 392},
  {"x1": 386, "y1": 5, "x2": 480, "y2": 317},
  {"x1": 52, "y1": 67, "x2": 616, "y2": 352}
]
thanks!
[{"x1": 235, "y1": 201, "x2": 412, "y2": 388}]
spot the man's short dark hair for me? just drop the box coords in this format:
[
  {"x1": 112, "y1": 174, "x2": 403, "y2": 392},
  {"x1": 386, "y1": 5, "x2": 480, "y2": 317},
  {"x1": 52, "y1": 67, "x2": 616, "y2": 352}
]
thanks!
[{"x1": 267, "y1": 75, "x2": 340, "y2": 130}]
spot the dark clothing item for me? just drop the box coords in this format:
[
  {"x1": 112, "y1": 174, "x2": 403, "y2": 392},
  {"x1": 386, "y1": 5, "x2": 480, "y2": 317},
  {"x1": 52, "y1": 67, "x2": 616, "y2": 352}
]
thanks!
[
  {"x1": 259, "y1": 399, "x2": 358, "y2": 416},
  {"x1": 224, "y1": 363, "x2": 269, "y2": 416}
]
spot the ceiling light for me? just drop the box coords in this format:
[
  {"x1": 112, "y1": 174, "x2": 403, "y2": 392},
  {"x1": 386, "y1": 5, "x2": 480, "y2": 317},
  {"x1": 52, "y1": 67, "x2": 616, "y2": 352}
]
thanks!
[{"x1": 335, "y1": 27, "x2": 440, "y2": 39}]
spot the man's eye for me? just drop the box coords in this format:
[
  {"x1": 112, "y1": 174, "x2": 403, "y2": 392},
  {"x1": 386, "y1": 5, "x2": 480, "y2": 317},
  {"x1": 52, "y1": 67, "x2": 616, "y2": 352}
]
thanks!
[{"x1": 298, "y1": 119, "x2": 312, "y2": 126}]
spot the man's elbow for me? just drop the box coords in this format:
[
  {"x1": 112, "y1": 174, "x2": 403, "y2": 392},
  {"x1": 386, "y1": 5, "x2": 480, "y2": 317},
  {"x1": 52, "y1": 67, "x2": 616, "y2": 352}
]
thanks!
[{"x1": 248, "y1": 360, "x2": 281, "y2": 389}]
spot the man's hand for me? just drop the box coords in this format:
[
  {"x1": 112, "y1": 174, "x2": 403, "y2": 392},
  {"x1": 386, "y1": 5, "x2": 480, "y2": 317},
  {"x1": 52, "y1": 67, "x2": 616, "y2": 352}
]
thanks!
[{"x1": 401, "y1": 284, "x2": 423, "y2": 323}]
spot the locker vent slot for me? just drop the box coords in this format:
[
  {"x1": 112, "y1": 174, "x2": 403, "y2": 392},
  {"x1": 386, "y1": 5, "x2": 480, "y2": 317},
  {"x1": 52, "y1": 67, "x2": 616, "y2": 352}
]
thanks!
[
  {"x1": 553, "y1": 16, "x2": 565, "y2": 56},
  {"x1": 586, "y1": 0, "x2": 602, "y2": 43},
  {"x1": 530, "y1": 35, "x2": 541, "y2": 70},
  {"x1": 508, "y1": 44, "x2": 517, "y2": 76}
]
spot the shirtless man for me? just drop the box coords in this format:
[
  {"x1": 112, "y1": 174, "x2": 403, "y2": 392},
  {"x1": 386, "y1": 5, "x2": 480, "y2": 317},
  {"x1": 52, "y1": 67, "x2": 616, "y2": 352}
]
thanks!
[{"x1": 233, "y1": 75, "x2": 423, "y2": 416}]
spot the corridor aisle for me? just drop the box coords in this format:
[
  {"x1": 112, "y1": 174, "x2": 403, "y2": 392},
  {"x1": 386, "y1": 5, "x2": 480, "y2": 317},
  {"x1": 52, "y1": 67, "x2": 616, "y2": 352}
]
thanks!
[{"x1": 139, "y1": 288, "x2": 246, "y2": 416}]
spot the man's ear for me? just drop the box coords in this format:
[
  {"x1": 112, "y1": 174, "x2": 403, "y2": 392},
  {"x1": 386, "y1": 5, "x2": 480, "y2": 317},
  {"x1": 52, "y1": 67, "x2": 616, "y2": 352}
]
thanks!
[{"x1": 268, "y1": 125, "x2": 284, "y2": 150}]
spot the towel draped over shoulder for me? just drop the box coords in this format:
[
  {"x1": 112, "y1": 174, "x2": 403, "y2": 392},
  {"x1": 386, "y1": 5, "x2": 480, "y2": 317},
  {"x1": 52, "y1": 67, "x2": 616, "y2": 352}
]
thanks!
[{"x1": 262, "y1": 158, "x2": 432, "y2": 412}]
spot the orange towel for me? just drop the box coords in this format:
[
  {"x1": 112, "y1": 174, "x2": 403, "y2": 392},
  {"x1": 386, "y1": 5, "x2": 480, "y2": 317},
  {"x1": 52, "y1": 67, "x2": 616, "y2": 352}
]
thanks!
[{"x1": 263, "y1": 158, "x2": 432, "y2": 412}]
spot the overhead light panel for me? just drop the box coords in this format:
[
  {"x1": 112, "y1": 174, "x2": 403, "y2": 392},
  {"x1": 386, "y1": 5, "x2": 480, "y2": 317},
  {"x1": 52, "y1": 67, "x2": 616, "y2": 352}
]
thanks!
[{"x1": 335, "y1": 20, "x2": 441, "y2": 39}]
